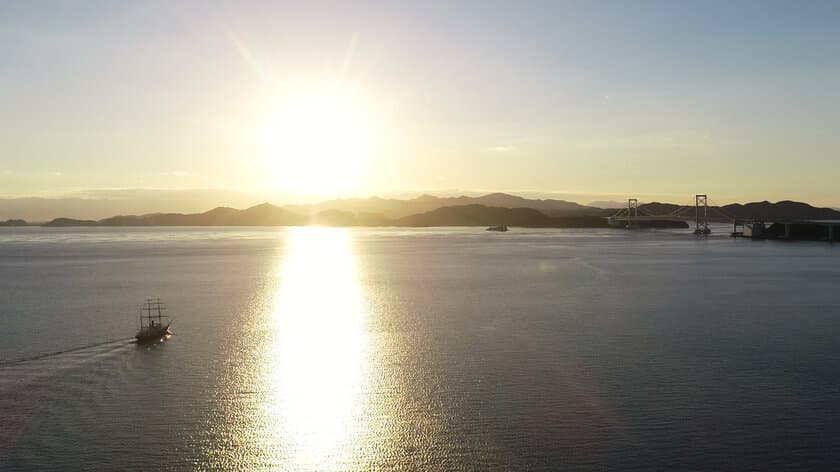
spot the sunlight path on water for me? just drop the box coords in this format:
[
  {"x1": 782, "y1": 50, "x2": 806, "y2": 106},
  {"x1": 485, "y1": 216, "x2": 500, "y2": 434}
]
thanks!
[{"x1": 254, "y1": 227, "x2": 378, "y2": 470}]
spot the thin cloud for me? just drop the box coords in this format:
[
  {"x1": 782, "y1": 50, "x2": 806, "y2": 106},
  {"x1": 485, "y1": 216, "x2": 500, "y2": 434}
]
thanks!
[
  {"x1": 339, "y1": 33, "x2": 360, "y2": 84},
  {"x1": 224, "y1": 27, "x2": 267, "y2": 82},
  {"x1": 488, "y1": 145, "x2": 516, "y2": 152}
]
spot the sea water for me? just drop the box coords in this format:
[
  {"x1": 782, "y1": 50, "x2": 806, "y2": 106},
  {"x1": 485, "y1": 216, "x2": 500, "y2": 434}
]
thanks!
[{"x1": 1, "y1": 226, "x2": 839, "y2": 471}]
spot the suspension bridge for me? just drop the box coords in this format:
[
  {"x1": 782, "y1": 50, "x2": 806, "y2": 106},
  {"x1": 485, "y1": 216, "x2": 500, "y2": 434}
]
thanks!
[
  {"x1": 608, "y1": 195, "x2": 736, "y2": 235},
  {"x1": 608, "y1": 194, "x2": 839, "y2": 241}
]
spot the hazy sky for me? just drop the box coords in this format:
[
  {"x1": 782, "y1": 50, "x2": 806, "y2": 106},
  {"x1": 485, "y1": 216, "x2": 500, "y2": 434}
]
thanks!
[{"x1": 1, "y1": 1, "x2": 838, "y2": 207}]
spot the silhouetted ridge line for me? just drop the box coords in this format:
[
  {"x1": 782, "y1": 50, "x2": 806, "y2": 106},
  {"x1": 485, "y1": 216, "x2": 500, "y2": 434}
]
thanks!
[
  {"x1": 393, "y1": 204, "x2": 615, "y2": 228},
  {"x1": 28, "y1": 195, "x2": 840, "y2": 228}
]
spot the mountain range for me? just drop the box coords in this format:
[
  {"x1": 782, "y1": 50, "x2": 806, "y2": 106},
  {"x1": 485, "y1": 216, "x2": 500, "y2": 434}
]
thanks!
[
  {"x1": 634, "y1": 200, "x2": 840, "y2": 221},
  {"x1": 38, "y1": 203, "x2": 611, "y2": 228},
  {"x1": 0, "y1": 193, "x2": 840, "y2": 228},
  {"x1": 14, "y1": 193, "x2": 837, "y2": 228},
  {"x1": 283, "y1": 192, "x2": 595, "y2": 219}
]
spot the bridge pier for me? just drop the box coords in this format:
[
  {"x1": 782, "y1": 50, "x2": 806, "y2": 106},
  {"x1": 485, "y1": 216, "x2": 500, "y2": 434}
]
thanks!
[
  {"x1": 626, "y1": 198, "x2": 639, "y2": 229},
  {"x1": 694, "y1": 194, "x2": 710, "y2": 235}
]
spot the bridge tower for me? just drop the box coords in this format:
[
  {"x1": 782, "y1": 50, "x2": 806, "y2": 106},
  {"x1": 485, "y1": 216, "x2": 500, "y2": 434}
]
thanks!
[
  {"x1": 627, "y1": 198, "x2": 639, "y2": 229},
  {"x1": 694, "y1": 194, "x2": 710, "y2": 235}
]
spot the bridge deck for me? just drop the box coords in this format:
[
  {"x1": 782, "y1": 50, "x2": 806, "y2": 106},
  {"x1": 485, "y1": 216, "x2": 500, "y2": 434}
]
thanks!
[{"x1": 609, "y1": 215, "x2": 735, "y2": 223}]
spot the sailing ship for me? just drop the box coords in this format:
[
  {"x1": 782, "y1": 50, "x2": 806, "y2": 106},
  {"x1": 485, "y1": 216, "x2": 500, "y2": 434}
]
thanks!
[{"x1": 136, "y1": 298, "x2": 172, "y2": 343}]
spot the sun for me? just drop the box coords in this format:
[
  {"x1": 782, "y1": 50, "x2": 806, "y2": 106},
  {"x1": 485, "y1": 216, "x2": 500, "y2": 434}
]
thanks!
[{"x1": 260, "y1": 93, "x2": 373, "y2": 196}]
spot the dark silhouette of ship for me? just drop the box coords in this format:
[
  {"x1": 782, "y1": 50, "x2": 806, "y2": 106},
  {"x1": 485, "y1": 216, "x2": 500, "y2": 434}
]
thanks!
[{"x1": 136, "y1": 298, "x2": 171, "y2": 343}]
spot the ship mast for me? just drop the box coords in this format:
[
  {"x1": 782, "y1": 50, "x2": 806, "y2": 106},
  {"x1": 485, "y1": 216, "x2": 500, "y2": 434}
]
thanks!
[{"x1": 142, "y1": 298, "x2": 166, "y2": 328}]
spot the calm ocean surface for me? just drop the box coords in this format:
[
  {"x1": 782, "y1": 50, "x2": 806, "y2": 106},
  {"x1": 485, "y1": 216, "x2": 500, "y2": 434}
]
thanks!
[{"x1": 1, "y1": 226, "x2": 839, "y2": 471}]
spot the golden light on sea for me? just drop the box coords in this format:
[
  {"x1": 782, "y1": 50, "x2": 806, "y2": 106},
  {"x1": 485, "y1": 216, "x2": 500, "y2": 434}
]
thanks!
[{"x1": 260, "y1": 227, "x2": 374, "y2": 470}]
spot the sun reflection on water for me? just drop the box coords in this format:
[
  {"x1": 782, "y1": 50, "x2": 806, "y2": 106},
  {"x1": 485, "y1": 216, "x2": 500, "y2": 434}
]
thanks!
[{"x1": 261, "y1": 227, "x2": 372, "y2": 470}]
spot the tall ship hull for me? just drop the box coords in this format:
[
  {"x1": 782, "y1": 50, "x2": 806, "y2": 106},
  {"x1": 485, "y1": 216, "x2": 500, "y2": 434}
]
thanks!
[{"x1": 136, "y1": 323, "x2": 172, "y2": 343}]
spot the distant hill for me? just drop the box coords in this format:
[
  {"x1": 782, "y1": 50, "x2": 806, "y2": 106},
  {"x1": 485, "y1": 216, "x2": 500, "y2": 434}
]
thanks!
[
  {"x1": 96, "y1": 204, "x2": 307, "y2": 226},
  {"x1": 308, "y1": 209, "x2": 391, "y2": 226},
  {"x1": 284, "y1": 192, "x2": 598, "y2": 219},
  {"x1": 626, "y1": 200, "x2": 840, "y2": 221},
  {"x1": 0, "y1": 189, "x2": 269, "y2": 221},
  {"x1": 34, "y1": 196, "x2": 840, "y2": 228},
  {"x1": 721, "y1": 201, "x2": 840, "y2": 220},
  {"x1": 587, "y1": 200, "x2": 626, "y2": 209},
  {"x1": 41, "y1": 202, "x2": 607, "y2": 228},
  {"x1": 394, "y1": 204, "x2": 610, "y2": 228},
  {"x1": 43, "y1": 218, "x2": 98, "y2": 227},
  {"x1": 0, "y1": 219, "x2": 27, "y2": 227},
  {"x1": 44, "y1": 204, "x2": 389, "y2": 227}
]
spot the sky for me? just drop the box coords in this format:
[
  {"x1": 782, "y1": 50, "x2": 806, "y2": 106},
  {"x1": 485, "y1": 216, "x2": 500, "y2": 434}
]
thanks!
[{"x1": 1, "y1": 0, "x2": 839, "y2": 214}]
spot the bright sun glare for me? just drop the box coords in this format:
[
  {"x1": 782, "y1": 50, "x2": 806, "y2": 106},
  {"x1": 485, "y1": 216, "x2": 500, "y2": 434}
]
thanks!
[
  {"x1": 261, "y1": 93, "x2": 373, "y2": 196},
  {"x1": 261, "y1": 227, "x2": 373, "y2": 469}
]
